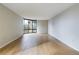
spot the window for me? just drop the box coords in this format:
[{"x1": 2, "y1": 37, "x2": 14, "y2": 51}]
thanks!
[{"x1": 24, "y1": 19, "x2": 37, "y2": 34}]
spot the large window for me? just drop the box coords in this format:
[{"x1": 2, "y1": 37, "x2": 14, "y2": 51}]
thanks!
[{"x1": 24, "y1": 19, "x2": 37, "y2": 33}]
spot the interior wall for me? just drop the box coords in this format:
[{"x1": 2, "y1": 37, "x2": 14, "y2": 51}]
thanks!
[
  {"x1": 0, "y1": 4, "x2": 23, "y2": 48},
  {"x1": 37, "y1": 20, "x2": 48, "y2": 34},
  {"x1": 48, "y1": 4, "x2": 79, "y2": 51}
]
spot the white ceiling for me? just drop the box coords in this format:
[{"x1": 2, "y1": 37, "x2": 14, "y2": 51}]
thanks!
[{"x1": 2, "y1": 3, "x2": 74, "y2": 20}]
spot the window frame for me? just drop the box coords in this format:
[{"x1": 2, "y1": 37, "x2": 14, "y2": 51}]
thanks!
[{"x1": 24, "y1": 18, "x2": 37, "y2": 33}]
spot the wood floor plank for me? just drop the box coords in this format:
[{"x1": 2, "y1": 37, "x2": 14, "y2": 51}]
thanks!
[{"x1": 0, "y1": 33, "x2": 78, "y2": 55}]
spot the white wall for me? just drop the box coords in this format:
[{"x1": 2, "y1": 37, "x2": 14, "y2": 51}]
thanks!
[
  {"x1": 37, "y1": 20, "x2": 48, "y2": 34},
  {"x1": 0, "y1": 4, "x2": 23, "y2": 48},
  {"x1": 48, "y1": 4, "x2": 79, "y2": 51}
]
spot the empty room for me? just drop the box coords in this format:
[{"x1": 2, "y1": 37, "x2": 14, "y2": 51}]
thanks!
[{"x1": 0, "y1": 3, "x2": 79, "y2": 55}]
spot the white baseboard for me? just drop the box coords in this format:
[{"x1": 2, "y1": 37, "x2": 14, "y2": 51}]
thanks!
[
  {"x1": 48, "y1": 34, "x2": 79, "y2": 53},
  {"x1": 0, "y1": 35, "x2": 22, "y2": 48}
]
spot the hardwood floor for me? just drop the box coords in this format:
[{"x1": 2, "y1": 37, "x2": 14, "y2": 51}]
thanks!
[{"x1": 0, "y1": 33, "x2": 79, "y2": 55}]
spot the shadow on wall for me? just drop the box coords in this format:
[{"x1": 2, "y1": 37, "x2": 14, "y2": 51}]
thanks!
[{"x1": 48, "y1": 4, "x2": 79, "y2": 51}]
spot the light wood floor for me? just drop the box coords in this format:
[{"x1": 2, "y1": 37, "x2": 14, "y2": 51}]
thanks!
[{"x1": 0, "y1": 33, "x2": 79, "y2": 55}]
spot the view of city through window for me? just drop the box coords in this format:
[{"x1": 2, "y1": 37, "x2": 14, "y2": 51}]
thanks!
[{"x1": 24, "y1": 19, "x2": 37, "y2": 34}]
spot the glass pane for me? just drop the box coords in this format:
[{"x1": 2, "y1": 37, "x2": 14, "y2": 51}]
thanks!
[
  {"x1": 33, "y1": 30, "x2": 37, "y2": 33},
  {"x1": 29, "y1": 30, "x2": 32, "y2": 33},
  {"x1": 24, "y1": 19, "x2": 37, "y2": 33},
  {"x1": 24, "y1": 20, "x2": 28, "y2": 30},
  {"x1": 24, "y1": 20, "x2": 28, "y2": 25},
  {"x1": 32, "y1": 21, "x2": 37, "y2": 29},
  {"x1": 29, "y1": 21, "x2": 32, "y2": 29}
]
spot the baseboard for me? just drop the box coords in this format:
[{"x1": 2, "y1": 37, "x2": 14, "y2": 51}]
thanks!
[
  {"x1": 0, "y1": 35, "x2": 22, "y2": 49},
  {"x1": 48, "y1": 34, "x2": 79, "y2": 54}
]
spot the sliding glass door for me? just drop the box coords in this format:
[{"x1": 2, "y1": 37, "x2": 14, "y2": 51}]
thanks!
[{"x1": 24, "y1": 19, "x2": 37, "y2": 34}]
